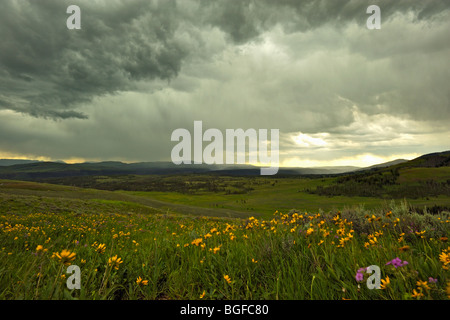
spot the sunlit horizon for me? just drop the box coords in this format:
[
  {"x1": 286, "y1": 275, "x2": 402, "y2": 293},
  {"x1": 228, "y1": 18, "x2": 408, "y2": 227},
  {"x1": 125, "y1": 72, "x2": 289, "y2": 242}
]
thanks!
[{"x1": 0, "y1": 152, "x2": 424, "y2": 169}]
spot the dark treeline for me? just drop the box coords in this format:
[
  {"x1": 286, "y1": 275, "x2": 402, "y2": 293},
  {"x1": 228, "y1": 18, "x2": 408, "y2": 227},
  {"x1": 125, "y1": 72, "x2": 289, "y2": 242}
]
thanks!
[{"x1": 38, "y1": 175, "x2": 262, "y2": 195}]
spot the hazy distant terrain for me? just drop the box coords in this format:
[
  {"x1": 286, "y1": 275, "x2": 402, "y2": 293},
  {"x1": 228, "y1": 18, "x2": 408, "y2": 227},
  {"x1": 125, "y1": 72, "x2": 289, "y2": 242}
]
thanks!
[
  {"x1": 0, "y1": 159, "x2": 42, "y2": 166},
  {"x1": 0, "y1": 151, "x2": 449, "y2": 217},
  {"x1": 0, "y1": 157, "x2": 408, "y2": 180}
]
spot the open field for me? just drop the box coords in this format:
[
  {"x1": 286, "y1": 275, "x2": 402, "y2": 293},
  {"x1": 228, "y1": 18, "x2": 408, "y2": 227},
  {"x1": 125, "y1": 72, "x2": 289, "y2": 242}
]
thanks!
[
  {"x1": 3, "y1": 151, "x2": 450, "y2": 218},
  {"x1": 0, "y1": 179, "x2": 256, "y2": 219},
  {"x1": 0, "y1": 204, "x2": 449, "y2": 300},
  {"x1": 37, "y1": 169, "x2": 450, "y2": 216},
  {"x1": 0, "y1": 176, "x2": 449, "y2": 300}
]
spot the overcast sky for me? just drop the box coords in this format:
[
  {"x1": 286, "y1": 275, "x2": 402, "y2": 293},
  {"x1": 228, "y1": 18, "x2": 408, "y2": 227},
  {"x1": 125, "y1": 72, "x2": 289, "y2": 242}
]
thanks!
[{"x1": 0, "y1": 0, "x2": 449, "y2": 167}]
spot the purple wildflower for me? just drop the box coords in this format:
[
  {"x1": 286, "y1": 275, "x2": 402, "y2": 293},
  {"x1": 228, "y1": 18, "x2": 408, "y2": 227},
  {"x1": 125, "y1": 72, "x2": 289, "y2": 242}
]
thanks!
[
  {"x1": 386, "y1": 257, "x2": 408, "y2": 268},
  {"x1": 355, "y1": 267, "x2": 367, "y2": 282},
  {"x1": 355, "y1": 272, "x2": 364, "y2": 282},
  {"x1": 428, "y1": 277, "x2": 438, "y2": 284}
]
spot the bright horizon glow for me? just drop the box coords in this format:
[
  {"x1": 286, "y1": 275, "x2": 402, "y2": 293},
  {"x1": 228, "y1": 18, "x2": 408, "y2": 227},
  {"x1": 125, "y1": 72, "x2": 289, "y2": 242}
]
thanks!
[
  {"x1": 279, "y1": 153, "x2": 419, "y2": 168},
  {"x1": 0, "y1": 152, "x2": 421, "y2": 168}
]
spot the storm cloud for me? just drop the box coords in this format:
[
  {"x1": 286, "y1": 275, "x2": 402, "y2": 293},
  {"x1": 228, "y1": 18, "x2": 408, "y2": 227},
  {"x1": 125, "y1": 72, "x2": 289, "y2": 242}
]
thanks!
[{"x1": 0, "y1": 0, "x2": 449, "y2": 166}]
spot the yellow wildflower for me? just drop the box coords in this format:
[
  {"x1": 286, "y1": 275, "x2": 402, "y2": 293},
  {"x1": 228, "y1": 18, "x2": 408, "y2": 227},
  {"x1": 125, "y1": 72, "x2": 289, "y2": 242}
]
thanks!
[
  {"x1": 411, "y1": 288, "x2": 424, "y2": 299},
  {"x1": 96, "y1": 243, "x2": 106, "y2": 254},
  {"x1": 108, "y1": 255, "x2": 123, "y2": 270},
  {"x1": 136, "y1": 276, "x2": 149, "y2": 286},
  {"x1": 338, "y1": 237, "x2": 346, "y2": 247},
  {"x1": 191, "y1": 238, "x2": 203, "y2": 246},
  {"x1": 54, "y1": 249, "x2": 76, "y2": 266},
  {"x1": 416, "y1": 280, "x2": 430, "y2": 291},
  {"x1": 211, "y1": 246, "x2": 221, "y2": 254},
  {"x1": 35, "y1": 245, "x2": 47, "y2": 253},
  {"x1": 224, "y1": 275, "x2": 232, "y2": 284},
  {"x1": 439, "y1": 251, "x2": 450, "y2": 270},
  {"x1": 380, "y1": 276, "x2": 390, "y2": 290}
]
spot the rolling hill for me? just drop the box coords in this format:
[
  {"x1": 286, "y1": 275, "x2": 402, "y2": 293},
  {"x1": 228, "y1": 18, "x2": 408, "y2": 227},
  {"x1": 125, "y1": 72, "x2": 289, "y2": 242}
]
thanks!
[
  {"x1": 0, "y1": 159, "x2": 42, "y2": 166},
  {"x1": 0, "y1": 160, "x2": 360, "y2": 180},
  {"x1": 309, "y1": 150, "x2": 450, "y2": 199},
  {"x1": 0, "y1": 156, "x2": 417, "y2": 180},
  {"x1": 0, "y1": 150, "x2": 449, "y2": 217}
]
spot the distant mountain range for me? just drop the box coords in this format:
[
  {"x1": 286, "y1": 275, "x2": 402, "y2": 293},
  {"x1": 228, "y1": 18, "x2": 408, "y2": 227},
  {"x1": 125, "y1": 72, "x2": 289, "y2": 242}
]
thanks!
[
  {"x1": 0, "y1": 151, "x2": 448, "y2": 180},
  {"x1": 0, "y1": 159, "x2": 66, "y2": 166},
  {"x1": 0, "y1": 160, "x2": 352, "y2": 179},
  {"x1": 0, "y1": 159, "x2": 43, "y2": 166}
]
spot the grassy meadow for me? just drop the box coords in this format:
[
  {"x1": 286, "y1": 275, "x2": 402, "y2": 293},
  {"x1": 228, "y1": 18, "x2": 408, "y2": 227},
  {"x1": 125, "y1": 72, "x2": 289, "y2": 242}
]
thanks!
[
  {"x1": 0, "y1": 200, "x2": 449, "y2": 300},
  {"x1": 0, "y1": 173, "x2": 449, "y2": 300},
  {"x1": 36, "y1": 169, "x2": 450, "y2": 217}
]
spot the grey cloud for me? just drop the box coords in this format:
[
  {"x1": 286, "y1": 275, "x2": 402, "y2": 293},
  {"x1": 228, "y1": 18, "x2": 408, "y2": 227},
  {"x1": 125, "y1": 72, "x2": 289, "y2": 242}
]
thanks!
[
  {"x1": 201, "y1": 0, "x2": 450, "y2": 42},
  {"x1": 1, "y1": 0, "x2": 450, "y2": 166},
  {"x1": 0, "y1": 0, "x2": 190, "y2": 119},
  {"x1": 1, "y1": 0, "x2": 449, "y2": 120}
]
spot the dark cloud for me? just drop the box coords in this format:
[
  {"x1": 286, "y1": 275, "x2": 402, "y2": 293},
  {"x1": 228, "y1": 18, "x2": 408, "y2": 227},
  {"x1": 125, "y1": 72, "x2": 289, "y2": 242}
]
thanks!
[
  {"x1": 0, "y1": 0, "x2": 189, "y2": 119},
  {"x1": 0, "y1": 0, "x2": 449, "y2": 166},
  {"x1": 1, "y1": 0, "x2": 448, "y2": 120},
  {"x1": 201, "y1": 0, "x2": 450, "y2": 42}
]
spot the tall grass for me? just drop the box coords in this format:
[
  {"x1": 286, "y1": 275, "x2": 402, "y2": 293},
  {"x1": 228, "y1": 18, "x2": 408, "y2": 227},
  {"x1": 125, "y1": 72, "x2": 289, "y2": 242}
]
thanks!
[{"x1": 0, "y1": 202, "x2": 449, "y2": 300}]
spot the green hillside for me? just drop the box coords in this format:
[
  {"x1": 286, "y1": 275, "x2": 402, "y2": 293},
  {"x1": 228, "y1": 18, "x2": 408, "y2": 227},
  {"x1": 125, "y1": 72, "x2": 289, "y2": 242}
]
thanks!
[
  {"x1": 1, "y1": 151, "x2": 450, "y2": 218},
  {"x1": 309, "y1": 151, "x2": 450, "y2": 201}
]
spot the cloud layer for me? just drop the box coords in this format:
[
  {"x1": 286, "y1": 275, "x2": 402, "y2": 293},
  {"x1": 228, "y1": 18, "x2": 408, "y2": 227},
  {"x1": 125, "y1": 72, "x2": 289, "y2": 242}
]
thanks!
[{"x1": 0, "y1": 0, "x2": 449, "y2": 166}]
